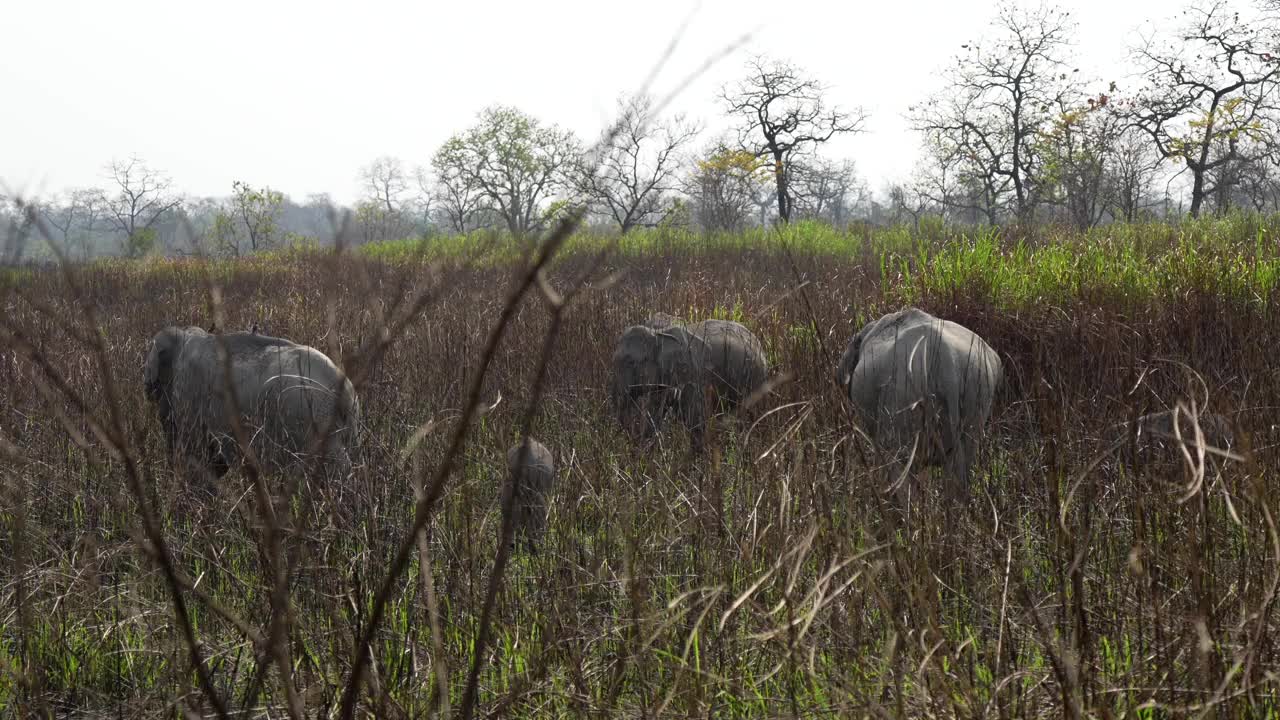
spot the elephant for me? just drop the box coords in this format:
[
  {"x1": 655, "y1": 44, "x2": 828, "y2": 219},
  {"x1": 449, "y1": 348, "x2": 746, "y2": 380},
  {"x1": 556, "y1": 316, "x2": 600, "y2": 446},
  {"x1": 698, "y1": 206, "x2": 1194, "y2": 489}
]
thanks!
[
  {"x1": 500, "y1": 438, "x2": 556, "y2": 554},
  {"x1": 610, "y1": 316, "x2": 769, "y2": 452},
  {"x1": 836, "y1": 307, "x2": 1002, "y2": 498},
  {"x1": 1103, "y1": 408, "x2": 1236, "y2": 466},
  {"x1": 143, "y1": 326, "x2": 360, "y2": 484}
]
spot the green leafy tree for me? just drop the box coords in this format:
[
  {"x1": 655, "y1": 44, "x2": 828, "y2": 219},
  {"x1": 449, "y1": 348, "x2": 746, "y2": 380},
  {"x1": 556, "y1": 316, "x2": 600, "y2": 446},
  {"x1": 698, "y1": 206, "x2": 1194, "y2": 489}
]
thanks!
[
  {"x1": 125, "y1": 227, "x2": 157, "y2": 257},
  {"x1": 1038, "y1": 93, "x2": 1123, "y2": 228},
  {"x1": 207, "y1": 208, "x2": 241, "y2": 257},
  {"x1": 231, "y1": 180, "x2": 284, "y2": 253},
  {"x1": 685, "y1": 145, "x2": 771, "y2": 232},
  {"x1": 432, "y1": 105, "x2": 580, "y2": 236}
]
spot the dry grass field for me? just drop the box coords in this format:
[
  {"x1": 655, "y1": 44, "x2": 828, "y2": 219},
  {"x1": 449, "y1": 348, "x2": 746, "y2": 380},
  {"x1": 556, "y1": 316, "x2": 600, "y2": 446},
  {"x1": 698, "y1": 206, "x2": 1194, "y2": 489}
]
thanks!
[{"x1": 2, "y1": 217, "x2": 1279, "y2": 717}]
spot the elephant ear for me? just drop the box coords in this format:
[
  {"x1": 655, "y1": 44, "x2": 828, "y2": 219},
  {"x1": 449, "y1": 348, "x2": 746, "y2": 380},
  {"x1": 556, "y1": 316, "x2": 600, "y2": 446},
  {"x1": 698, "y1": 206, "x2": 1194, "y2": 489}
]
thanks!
[
  {"x1": 144, "y1": 327, "x2": 183, "y2": 400},
  {"x1": 836, "y1": 321, "x2": 873, "y2": 389},
  {"x1": 655, "y1": 326, "x2": 693, "y2": 376},
  {"x1": 613, "y1": 326, "x2": 658, "y2": 398}
]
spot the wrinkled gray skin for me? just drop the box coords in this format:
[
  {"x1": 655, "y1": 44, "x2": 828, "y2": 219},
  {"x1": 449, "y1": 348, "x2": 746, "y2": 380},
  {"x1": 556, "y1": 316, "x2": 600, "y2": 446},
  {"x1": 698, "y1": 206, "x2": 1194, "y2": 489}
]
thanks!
[
  {"x1": 611, "y1": 317, "x2": 769, "y2": 452},
  {"x1": 143, "y1": 326, "x2": 360, "y2": 484},
  {"x1": 501, "y1": 438, "x2": 555, "y2": 554},
  {"x1": 836, "y1": 307, "x2": 1002, "y2": 497}
]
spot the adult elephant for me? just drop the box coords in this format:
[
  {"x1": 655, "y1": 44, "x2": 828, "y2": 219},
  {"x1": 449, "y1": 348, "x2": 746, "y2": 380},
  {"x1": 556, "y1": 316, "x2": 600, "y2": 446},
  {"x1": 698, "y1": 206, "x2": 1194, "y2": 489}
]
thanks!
[
  {"x1": 836, "y1": 307, "x2": 1002, "y2": 498},
  {"x1": 611, "y1": 316, "x2": 769, "y2": 452},
  {"x1": 143, "y1": 326, "x2": 360, "y2": 483}
]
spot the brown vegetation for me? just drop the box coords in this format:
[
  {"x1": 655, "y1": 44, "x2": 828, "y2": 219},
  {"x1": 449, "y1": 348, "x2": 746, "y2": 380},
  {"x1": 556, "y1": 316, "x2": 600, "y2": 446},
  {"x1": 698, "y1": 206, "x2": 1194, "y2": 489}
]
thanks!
[{"x1": 0, "y1": 235, "x2": 1277, "y2": 717}]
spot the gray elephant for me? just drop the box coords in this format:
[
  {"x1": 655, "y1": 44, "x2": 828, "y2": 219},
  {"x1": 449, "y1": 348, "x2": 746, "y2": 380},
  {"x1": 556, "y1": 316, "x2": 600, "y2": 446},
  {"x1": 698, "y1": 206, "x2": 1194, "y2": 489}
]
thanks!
[
  {"x1": 1103, "y1": 408, "x2": 1236, "y2": 465},
  {"x1": 500, "y1": 438, "x2": 555, "y2": 554},
  {"x1": 836, "y1": 307, "x2": 1002, "y2": 497},
  {"x1": 143, "y1": 326, "x2": 360, "y2": 483},
  {"x1": 610, "y1": 316, "x2": 769, "y2": 451}
]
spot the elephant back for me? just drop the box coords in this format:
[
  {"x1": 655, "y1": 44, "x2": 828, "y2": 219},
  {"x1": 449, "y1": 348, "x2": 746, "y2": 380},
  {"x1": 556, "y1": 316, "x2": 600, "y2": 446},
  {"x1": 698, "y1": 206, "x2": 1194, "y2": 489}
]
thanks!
[
  {"x1": 502, "y1": 439, "x2": 555, "y2": 550},
  {"x1": 848, "y1": 308, "x2": 1000, "y2": 443},
  {"x1": 202, "y1": 333, "x2": 355, "y2": 463},
  {"x1": 251, "y1": 342, "x2": 356, "y2": 452},
  {"x1": 686, "y1": 319, "x2": 769, "y2": 403},
  {"x1": 505, "y1": 439, "x2": 555, "y2": 496}
]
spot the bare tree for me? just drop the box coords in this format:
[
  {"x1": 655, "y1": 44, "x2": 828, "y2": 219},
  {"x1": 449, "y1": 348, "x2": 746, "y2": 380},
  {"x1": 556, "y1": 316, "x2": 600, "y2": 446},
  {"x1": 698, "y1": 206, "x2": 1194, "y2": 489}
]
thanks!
[
  {"x1": 1100, "y1": 126, "x2": 1165, "y2": 221},
  {"x1": 38, "y1": 196, "x2": 74, "y2": 249},
  {"x1": 722, "y1": 56, "x2": 867, "y2": 224},
  {"x1": 37, "y1": 189, "x2": 108, "y2": 260},
  {"x1": 430, "y1": 159, "x2": 489, "y2": 234},
  {"x1": 411, "y1": 166, "x2": 437, "y2": 234},
  {"x1": 913, "y1": 132, "x2": 1007, "y2": 225},
  {"x1": 790, "y1": 157, "x2": 866, "y2": 227},
  {"x1": 432, "y1": 105, "x2": 580, "y2": 236},
  {"x1": 884, "y1": 181, "x2": 937, "y2": 224},
  {"x1": 361, "y1": 156, "x2": 409, "y2": 214},
  {"x1": 1127, "y1": 0, "x2": 1280, "y2": 217},
  {"x1": 104, "y1": 156, "x2": 182, "y2": 257},
  {"x1": 357, "y1": 156, "x2": 411, "y2": 241},
  {"x1": 576, "y1": 95, "x2": 700, "y2": 233},
  {"x1": 911, "y1": 2, "x2": 1079, "y2": 223},
  {"x1": 1222, "y1": 154, "x2": 1280, "y2": 210},
  {"x1": 749, "y1": 183, "x2": 777, "y2": 227}
]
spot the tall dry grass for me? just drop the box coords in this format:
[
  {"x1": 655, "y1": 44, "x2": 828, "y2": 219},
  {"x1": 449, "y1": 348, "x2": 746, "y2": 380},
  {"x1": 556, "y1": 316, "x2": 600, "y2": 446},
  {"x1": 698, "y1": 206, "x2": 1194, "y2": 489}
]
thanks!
[{"x1": 1, "y1": 219, "x2": 1278, "y2": 717}]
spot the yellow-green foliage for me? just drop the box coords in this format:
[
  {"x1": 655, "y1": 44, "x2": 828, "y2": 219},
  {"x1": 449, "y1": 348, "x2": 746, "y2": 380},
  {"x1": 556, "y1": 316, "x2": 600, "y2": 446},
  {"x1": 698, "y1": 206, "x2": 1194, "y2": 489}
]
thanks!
[{"x1": 352, "y1": 214, "x2": 1280, "y2": 310}]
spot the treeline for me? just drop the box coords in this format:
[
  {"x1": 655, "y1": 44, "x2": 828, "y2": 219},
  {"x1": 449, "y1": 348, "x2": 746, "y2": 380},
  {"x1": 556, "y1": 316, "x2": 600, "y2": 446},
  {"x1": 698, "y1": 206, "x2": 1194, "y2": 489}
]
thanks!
[{"x1": 6, "y1": 0, "x2": 1280, "y2": 260}]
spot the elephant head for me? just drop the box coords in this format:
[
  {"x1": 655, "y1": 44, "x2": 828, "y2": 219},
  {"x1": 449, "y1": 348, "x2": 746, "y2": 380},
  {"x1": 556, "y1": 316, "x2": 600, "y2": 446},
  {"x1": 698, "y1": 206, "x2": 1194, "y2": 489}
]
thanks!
[
  {"x1": 611, "y1": 325, "x2": 664, "y2": 439},
  {"x1": 610, "y1": 323, "x2": 707, "y2": 448},
  {"x1": 143, "y1": 326, "x2": 204, "y2": 420}
]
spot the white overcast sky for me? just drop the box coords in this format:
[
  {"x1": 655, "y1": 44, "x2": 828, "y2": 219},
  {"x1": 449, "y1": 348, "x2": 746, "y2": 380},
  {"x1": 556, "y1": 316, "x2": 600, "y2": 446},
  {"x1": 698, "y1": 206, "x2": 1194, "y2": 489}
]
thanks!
[{"x1": 2, "y1": 0, "x2": 1188, "y2": 205}]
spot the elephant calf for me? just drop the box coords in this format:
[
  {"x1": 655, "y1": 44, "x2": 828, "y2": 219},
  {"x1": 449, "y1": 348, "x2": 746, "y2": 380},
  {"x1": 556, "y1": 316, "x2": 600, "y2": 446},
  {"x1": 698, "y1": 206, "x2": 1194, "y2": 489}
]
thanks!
[
  {"x1": 611, "y1": 315, "x2": 769, "y2": 452},
  {"x1": 500, "y1": 438, "x2": 555, "y2": 554},
  {"x1": 143, "y1": 326, "x2": 360, "y2": 483},
  {"x1": 836, "y1": 307, "x2": 1002, "y2": 498},
  {"x1": 1103, "y1": 409, "x2": 1236, "y2": 464}
]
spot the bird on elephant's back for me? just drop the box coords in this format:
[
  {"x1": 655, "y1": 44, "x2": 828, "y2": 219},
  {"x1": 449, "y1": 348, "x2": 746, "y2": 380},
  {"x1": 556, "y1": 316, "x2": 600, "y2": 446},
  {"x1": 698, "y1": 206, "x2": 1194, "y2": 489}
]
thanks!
[
  {"x1": 143, "y1": 325, "x2": 360, "y2": 485},
  {"x1": 610, "y1": 313, "x2": 769, "y2": 452}
]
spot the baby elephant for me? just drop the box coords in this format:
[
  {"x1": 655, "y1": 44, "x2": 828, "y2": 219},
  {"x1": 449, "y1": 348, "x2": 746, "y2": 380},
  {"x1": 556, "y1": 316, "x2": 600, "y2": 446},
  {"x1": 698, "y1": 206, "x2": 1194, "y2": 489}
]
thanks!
[
  {"x1": 1104, "y1": 408, "x2": 1236, "y2": 464},
  {"x1": 500, "y1": 438, "x2": 556, "y2": 554}
]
